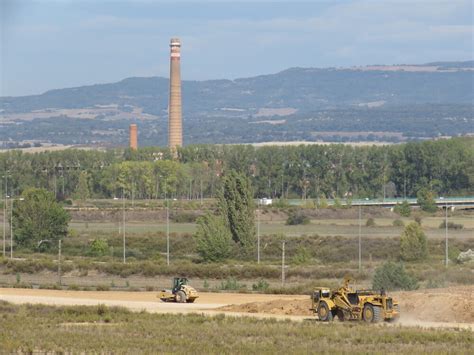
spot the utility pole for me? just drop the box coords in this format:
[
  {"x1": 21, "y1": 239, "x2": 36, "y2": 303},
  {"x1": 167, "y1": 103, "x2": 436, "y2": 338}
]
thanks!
[
  {"x1": 445, "y1": 202, "x2": 448, "y2": 267},
  {"x1": 257, "y1": 202, "x2": 260, "y2": 264},
  {"x1": 358, "y1": 204, "x2": 362, "y2": 273},
  {"x1": 3, "y1": 174, "x2": 7, "y2": 257},
  {"x1": 10, "y1": 197, "x2": 13, "y2": 259},
  {"x1": 281, "y1": 240, "x2": 285, "y2": 285},
  {"x1": 200, "y1": 178, "x2": 203, "y2": 206},
  {"x1": 122, "y1": 188, "x2": 126, "y2": 264},
  {"x1": 166, "y1": 196, "x2": 170, "y2": 266},
  {"x1": 58, "y1": 239, "x2": 62, "y2": 286}
]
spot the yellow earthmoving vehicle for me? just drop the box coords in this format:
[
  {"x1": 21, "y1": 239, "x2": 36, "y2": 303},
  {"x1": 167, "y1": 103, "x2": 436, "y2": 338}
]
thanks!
[
  {"x1": 311, "y1": 277, "x2": 399, "y2": 322},
  {"x1": 158, "y1": 277, "x2": 199, "y2": 303}
]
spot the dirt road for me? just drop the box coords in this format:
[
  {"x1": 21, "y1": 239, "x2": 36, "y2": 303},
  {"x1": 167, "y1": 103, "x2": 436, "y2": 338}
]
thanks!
[
  {"x1": 0, "y1": 288, "x2": 305, "y2": 316},
  {"x1": 1, "y1": 287, "x2": 472, "y2": 330}
]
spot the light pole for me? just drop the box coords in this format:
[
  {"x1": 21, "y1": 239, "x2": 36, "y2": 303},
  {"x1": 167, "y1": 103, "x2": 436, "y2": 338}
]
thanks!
[
  {"x1": 9, "y1": 197, "x2": 24, "y2": 259},
  {"x1": 166, "y1": 191, "x2": 170, "y2": 266},
  {"x1": 10, "y1": 196, "x2": 13, "y2": 259},
  {"x1": 122, "y1": 188, "x2": 126, "y2": 264},
  {"x1": 2, "y1": 174, "x2": 8, "y2": 258},
  {"x1": 445, "y1": 201, "x2": 448, "y2": 267},
  {"x1": 358, "y1": 204, "x2": 362, "y2": 273},
  {"x1": 257, "y1": 200, "x2": 261, "y2": 264},
  {"x1": 281, "y1": 240, "x2": 285, "y2": 285}
]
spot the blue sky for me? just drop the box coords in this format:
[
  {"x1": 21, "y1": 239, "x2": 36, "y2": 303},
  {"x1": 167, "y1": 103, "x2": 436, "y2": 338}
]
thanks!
[{"x1": 1, "y1": 0, "x2": 472, "y2": 96}]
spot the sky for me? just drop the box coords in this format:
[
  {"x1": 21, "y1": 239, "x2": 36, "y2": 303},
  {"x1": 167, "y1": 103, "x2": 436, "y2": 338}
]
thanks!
[{"x1": 1, "y1": 0, "x2": 472, "y2": 96}]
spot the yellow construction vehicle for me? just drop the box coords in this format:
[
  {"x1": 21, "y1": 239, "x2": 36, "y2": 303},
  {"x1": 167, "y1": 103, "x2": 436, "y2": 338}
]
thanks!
[
  {"x1": 158, "y1": 277, "x2": 199, "y2": 303},
  {"x1": 311, "y1": 277, "x2": 400, "y2": 322}
]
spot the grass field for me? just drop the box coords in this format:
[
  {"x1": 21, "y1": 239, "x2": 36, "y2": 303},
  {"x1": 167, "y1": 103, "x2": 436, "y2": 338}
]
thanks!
[
  {"x1": 69, "y1": 215, "x2": 474, "y2": 239},
  {"x1": 0, "y1": 301, "x2": 472, "y2": 354}
]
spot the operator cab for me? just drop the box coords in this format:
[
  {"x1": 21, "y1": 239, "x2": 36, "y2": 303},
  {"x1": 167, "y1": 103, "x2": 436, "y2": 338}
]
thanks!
[
  {"x1": 172, "y1": 277, "x2": 188, "y2": 293},
  {"x1": 312, "y1": 288, "x2": 331, "y2": 301}
]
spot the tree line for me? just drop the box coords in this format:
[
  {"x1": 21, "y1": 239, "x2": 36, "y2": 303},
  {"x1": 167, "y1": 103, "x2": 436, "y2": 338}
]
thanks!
[{"x1": 0, "y1": 138, "x2": 472, "y2": 201}]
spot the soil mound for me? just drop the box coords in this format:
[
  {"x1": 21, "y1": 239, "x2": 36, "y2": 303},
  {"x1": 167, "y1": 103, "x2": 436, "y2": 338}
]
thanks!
[{"x1": 220, "y1": 298, "x2": 313, "y2": 317}]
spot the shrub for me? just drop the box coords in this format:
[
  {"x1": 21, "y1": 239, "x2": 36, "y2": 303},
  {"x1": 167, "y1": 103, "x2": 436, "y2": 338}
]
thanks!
[
  {"x1": 393, "y1": 219, "x2": 405, "y2": 227},
  {"x1": 417, "y1": 188, "x2": 437, "y2": 213},
  {"x1": 394, "y1": 200, "x2": 411, "y2": 217},
  {"x1": 372, "y1": 261, "x2": 418, "y2": 291},
  {"x1": 318, "y1": 196, "x2": 328, "y2": 209},
  {"x1": 286, "y1": 211, "x2": 310, "y2": 225},
  {"x1": 438, "y1": 221, "x2": 463, "y2": 230},
  {"x1": 219, "y1": 278, "x2": 246, "y2": 291},
  {"x1": 400, "y1": 222, "x2": 428, "y2": 261},
  {"x1": 252, "y1": 279, "x2": 270, "y2": 292},
  {"x1": 413, "y1": 215, "x2": 422, "y2": 225},
  {"x1": 333, "y1": 198, "x2": 342, "y2": 209},
  {"x1": 89, "y1": 239, "x2": 109, "y2": 257},
  {"x1": 292, "y1": 246, "x2": 311, "y2": 265},
  {"x1": 172, "y1": 213, "x2": 198, "y2": 223},
  {"x1": 96, "y1": 285, "x2": 110, "y2": 291},
  {"x1": 365, "y1": 218, "x2": 376, "y2": 227},
  {"x1": 272, "y1": 198, "x2": 290, "y2": 208},
  {"x1": 194, "y1": 213, "x2": 232, "y2": 262}
]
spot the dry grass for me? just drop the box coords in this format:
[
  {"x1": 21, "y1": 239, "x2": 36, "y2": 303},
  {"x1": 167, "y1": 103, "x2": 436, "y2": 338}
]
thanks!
[{"x1": 0, "y1": 301, "x2": 471, "y2": 354}]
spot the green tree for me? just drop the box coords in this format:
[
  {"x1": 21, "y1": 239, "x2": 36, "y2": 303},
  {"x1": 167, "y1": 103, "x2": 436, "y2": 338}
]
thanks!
[
  {"x1": 74, "y1": 171, "x2": 90, "y2": 201},
  {"x1": 13, "y1": 188, "x2": 71, "y2": 250},
  {"x1": 417, "y1": 188, "x2": 437, "y2": 213},
  {"x1": 372, "y1": 261, "x2": 418, "y2": 291},
  {"x1": 194, "y1": 213, "x2": 232, "y2": 262},
  {"x1": 394, "y1": 200, "x2": 411, "y2": 217},
  {"x1": 400, "y1": 222, "x2": 428, "y2": 261},
  {"x1": 218, "y1": 170, "x2": 256, "y2": 256}
]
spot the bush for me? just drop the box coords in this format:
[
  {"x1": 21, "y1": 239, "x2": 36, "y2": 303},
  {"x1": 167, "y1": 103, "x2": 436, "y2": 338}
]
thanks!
[
  {"x1": 417, "y1": 188, "x2": 437, "y2": 213},
  {"x1": 172, "y1": 213, "x2": 198, "y2": 223},
  {"x1": 219, "y1": 278, "x2": 246, "y2": 291},
  {"x1": 372, "y1": 261, "x2": 418, "y2": 291},
  {"x1": 400, "y1": 222, "x2": 428, "y2": 261},
  {"x1": 394, "y1": 200, "x2": 411, "y2": 217},
  {"x1": 292, "y1": 246, "x2": 311, "y2": 265},
  {"x1": 438, "y1": 221, "x2": 463, "y2": 230},
  {"x1": 286, "y1": 211, "x2": 310, "y2": 225},
  {"x1": 393, "y1": 219, "x2": 405, "y2": 227},
  {"x1": 194, "y1": 213, "x2": 232, "y2": 262},
  {"x1": 413, "y1": 215, "x2": 423, "y2": 225},
  {"x1": 252, "y1": 279, "x2": 270, "y2": 292},
  {"x1": 272, "y1": 198, "x2": 290, "y2": 208},
  {"x1": 365, "y1": 218, "x2": 376, "y2": 227},
  {"x1": 89, "y1": 239, "x2": 109, "y2": 257}
]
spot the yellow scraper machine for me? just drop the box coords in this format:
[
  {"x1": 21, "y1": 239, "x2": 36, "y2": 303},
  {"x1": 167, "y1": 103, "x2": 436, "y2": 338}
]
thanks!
[
  {"x1": 311, "y1": 277, "x2": 400, "y2": 322},
  {"x1": 158, "y1": 277, "x2": 199, "y2": 303}
]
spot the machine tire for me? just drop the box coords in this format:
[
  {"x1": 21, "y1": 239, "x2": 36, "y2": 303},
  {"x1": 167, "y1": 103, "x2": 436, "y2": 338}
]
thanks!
[
  {"x1": 336, "y1": 310, "x2": 345, "y2": 322},
  {"x1": 317, "y1": 302, "x2": 333, "y2": 322},
  {"x1": 176, "y1": 290, "x2": 187, "y2": 303},
  {"x1": 363, "y1": 304, "x2": 382, "y2": 323}
]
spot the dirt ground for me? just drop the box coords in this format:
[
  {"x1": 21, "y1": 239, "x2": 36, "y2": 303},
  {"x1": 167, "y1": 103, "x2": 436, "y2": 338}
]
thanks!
[
  {"x1": 1, "y1": 286, "x2": 472, "y2": 329},
  {"x1": 220, "y1": 286, "x2": 474, "y2": 325}
]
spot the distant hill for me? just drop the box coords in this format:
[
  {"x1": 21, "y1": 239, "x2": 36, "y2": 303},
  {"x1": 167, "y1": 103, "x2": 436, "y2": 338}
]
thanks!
[{"x1": 0, "y1": 61, "x2": 473, "y2": 147}]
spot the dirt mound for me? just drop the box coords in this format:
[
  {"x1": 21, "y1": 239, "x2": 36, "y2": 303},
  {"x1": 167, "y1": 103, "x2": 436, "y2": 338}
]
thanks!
[
  {"x1": 394, "y1": 286, "x2": 474, "y2": 324},
  {"x1": 220, "y1": 286, "x2": 474, "y2": 324},
  {"x1": 220, "y1": 298, "x2": 313, "y2": 317}
]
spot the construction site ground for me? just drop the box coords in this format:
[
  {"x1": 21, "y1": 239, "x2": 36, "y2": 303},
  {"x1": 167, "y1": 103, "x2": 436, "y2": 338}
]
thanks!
[{"x1": 1, "y1": 286, "x2": 472, "y2": 330}]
